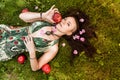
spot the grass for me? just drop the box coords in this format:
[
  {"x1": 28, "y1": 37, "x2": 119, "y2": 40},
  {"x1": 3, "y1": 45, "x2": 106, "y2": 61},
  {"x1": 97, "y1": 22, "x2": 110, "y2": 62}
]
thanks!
[{"x1": 0, "y1": 0, "x2": 120, "y2": 80}]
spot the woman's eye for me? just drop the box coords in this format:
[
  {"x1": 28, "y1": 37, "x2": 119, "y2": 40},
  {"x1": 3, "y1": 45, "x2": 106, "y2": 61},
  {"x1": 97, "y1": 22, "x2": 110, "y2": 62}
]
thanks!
[{"x1": 67, "y1": 23, "x2": 70, "y2": 26}]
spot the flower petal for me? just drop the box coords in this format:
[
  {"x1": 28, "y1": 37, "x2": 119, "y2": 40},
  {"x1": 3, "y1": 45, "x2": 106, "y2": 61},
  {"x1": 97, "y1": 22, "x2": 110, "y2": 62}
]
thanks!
[
  {"x1": 79, "y1": 31, "x2": 83, "y2": 35},
  {"x1": 75, "y1": 35, "x2": 80, "y2": 39},
  {"x1": 80, "y1": 37, "x2": 85, "y2": 42},
  {"x1": 82, "y1": 29, "x2": 85, "y2": 33},
  {"x1": 79, "y1": 18, "x2": 85, "y2": 22},
  {"x1": 62, "y1": 43, "x2": 66, "y2": 47},
  {"x1": 73, "y1": 50, "x2": 78, "y2": 54},
  {"x1": 73, "y1": 36, "x2": 76, "y2": 40}
]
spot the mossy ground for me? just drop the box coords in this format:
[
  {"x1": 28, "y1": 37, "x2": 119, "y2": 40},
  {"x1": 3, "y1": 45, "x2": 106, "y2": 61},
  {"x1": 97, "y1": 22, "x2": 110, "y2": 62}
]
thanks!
[{"x1": 0, "y1": 0, "x2": 120, "y2": 80}]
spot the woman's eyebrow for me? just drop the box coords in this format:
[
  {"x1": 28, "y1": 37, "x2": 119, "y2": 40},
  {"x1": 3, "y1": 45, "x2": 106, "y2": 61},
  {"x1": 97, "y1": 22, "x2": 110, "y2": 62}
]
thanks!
[
  {"x1": 65, "y1": 18, "x2": 71, "y2": 25},
  {"x1": 68, "y1": 21, "x2": 71, "y2": 25}
]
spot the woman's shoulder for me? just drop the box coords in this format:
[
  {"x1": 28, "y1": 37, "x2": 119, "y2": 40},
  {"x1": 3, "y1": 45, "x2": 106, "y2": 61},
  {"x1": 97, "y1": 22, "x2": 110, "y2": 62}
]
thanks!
[{"x1": 48, "y1": 43, "x2": 59, "y2": 52}]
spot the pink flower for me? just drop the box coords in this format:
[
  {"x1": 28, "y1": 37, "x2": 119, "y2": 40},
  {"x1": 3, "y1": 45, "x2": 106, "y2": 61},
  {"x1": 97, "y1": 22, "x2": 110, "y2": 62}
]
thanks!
[
  {"x1": 80, "y1": 37, "x2": 85, "y2": 42},
  {"x1": 73, "y1": 35, "x2": 80, "y2": 40},
  {"x1": 79, "y1": 18, "x2": 85, "y2": 22},
  {"x1": 62, "y1": 43, "x2": 66, "y2": 47},
  {"x1": 81, "y1": 29, "x2": 85, "y2": 33},
  {"x1": 75, "y1": 35, "x2": 80, "y2": 39},
  {"x1": 73, "y1": 50, "x2": 78, "y2": 54},
  {"x1": 79, "y1": 29, "x2": 85, "y2": 35},
  {"x1": 79, "y1": 31, "x2": 83, "y2": 35},
  {"x1": 73, "y1": 35, "x2": 76, "y2": 40}
]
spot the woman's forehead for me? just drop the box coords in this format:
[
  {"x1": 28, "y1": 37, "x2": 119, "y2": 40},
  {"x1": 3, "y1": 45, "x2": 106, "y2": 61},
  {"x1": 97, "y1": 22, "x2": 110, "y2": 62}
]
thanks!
[
  {"x1": 68, "y1": 17, "x2": 77, "y2": 26},
  {"x1": 65, "y1": 17, "x2": 76, "y2": 24},
  {"x1": 65, "y1": 17, "x2": 74, "y2": 20}
]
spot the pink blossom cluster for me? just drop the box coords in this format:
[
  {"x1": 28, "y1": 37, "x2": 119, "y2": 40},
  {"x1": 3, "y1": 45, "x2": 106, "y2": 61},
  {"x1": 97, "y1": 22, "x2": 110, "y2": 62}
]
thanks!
[{"x1": 72, "y1": 29, "x2": 86, "y2": 42}]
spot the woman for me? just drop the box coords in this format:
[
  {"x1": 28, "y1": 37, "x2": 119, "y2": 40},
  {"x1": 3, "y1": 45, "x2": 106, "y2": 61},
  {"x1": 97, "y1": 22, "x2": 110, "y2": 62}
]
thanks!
[{"x1": 0, "y1": 5, "x2": 96, "y2": 71}]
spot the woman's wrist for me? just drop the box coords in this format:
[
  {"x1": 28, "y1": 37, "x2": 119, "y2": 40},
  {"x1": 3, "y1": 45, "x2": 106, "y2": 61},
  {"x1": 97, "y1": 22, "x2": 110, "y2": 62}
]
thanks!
[
  {"x1": 40, "y1": 12, "x2": 42, "y2": 19},
  {"x1": 29, "y1": 51, "x2": 36, "y2": 58},
  {"x1": 30, "y1": 57, "x2": 36, "y2": 60},
  {"x1": 29, "y1": 50, "x2": 35, "y2": 54},
  {"x1": 29, "y1": 54, "x2": 36, "y2": 60},
  {"x1": 40, "y1": 12, "x2": 46, "y2": 20}
]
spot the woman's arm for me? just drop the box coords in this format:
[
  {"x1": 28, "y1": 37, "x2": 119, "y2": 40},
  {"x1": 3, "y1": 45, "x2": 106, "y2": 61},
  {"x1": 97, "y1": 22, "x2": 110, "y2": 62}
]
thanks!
[
  {"x1": 30, "y1": 44, "x2": 58, "y2": 71},
  {"x1": 24, "y1": 35, "x2": 58, "y2": 71},
  {"x1": 19, "y1": 12, "x2": 42, "y2": 23},
  {"x1": 19, "y1": 5, "x2": 59, "y2": 24},
  {"x1": 19, "y1": 12, "x2": 41, "y2": 22}
]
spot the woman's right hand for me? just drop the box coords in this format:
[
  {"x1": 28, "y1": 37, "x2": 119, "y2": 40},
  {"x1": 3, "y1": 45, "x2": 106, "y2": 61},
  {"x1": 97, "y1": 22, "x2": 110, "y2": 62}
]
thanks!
[
  {"x1": 23, "y1": 35, "x2": 36, "y2": 54},
  {"x1": 42, "y1": 5, "x2": 60, "y2": 23}
]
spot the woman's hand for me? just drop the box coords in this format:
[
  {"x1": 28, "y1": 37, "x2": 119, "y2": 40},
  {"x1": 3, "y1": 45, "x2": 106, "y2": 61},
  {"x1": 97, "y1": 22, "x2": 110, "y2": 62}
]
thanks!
[
  {"x1": 42, "y1": 5, "x2": 60, "y2": 23},
  {"x1": 24, "y1": 35, "x2": 36, "y2": 54}
]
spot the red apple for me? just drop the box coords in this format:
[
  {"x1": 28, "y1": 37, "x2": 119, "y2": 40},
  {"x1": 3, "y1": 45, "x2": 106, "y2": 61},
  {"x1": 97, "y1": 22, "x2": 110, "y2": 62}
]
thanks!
[
  {"x1": 42, "y1": 64, "x2": 51, "y2": 74},
  {"x1": 17, "y1": 54, "x2": 26, "y2": 64},
  {"x1": 21, "y1": 8, "x2": 29, "y2": 13},
  {"x1": 52, "y1": 12, "x2": 62, "y2": 23}
]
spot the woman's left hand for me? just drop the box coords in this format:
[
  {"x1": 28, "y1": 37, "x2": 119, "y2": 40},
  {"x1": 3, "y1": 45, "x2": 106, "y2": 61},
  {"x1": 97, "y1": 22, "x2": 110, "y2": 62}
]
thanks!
[
  {"x1": 42, "y1": 5, "x2": 60, "y2": 23},
  {"x1": 24, "y1": 35, "x2": 36, "y2": 54}
]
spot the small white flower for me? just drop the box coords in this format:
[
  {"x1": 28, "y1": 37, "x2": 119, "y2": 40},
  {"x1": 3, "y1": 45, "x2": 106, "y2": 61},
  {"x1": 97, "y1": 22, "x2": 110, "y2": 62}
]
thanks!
[
  {"x1": 62, "y1": 43, "x2": 66, "y2": 47},
  {"x1": 35, "y1": 6, "x2": 39, "y2": 10}
]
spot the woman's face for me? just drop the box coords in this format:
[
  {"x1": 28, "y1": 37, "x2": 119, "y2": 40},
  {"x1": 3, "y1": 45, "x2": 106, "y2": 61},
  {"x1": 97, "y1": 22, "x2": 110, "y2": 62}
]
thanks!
[{"x1": 56, "y1": 17, "x2": 77, "y2": 36}]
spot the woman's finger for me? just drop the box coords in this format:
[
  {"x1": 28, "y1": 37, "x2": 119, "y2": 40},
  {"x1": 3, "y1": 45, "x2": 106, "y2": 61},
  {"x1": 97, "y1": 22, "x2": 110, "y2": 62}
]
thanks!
[
  {"x1": 50, "y1": 19, "x2": 56, "y2": 23},
  {"x1": 30, "y1": 35, "x2": 33, "y2": 41},
  {"x1": 52, "y1": 8, "x2": 60, "y2": 14},
  {"x1": 53, "y1": 8, "x2": 58, "y2": 11},
  {"x1": 23, "y1": 40, "x2": 27, "y2": 45},
  {"x1": 24, "y1": 36, "x2": 27, "y2": 42},
  {"x1": 27, "y1": 35, "x2": 31, "y2": 41},
  {"x1": 29, "y1": 35, "x2": 33, "y2": 41},
  {"x1": 54, "y1": 10, "x2": 59, "y2": 13},
  {"x1": 26, "y1": 36, "x2": 29, "y2": 41},
  {"x1": 24, "y1": 36, "x2": 29, "y2": 43},
  {"x1": 50, "y1": 5, "x2": 55, "y2": 10}
]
